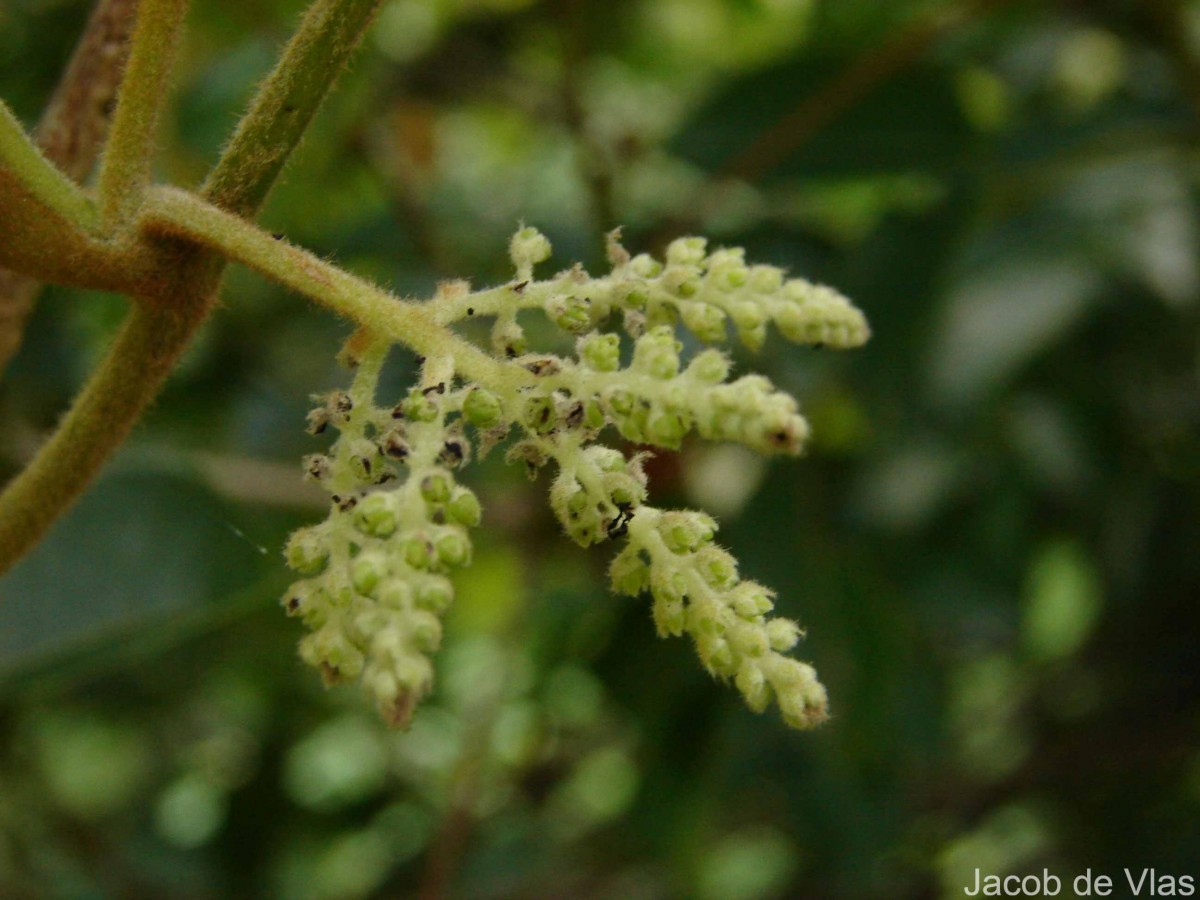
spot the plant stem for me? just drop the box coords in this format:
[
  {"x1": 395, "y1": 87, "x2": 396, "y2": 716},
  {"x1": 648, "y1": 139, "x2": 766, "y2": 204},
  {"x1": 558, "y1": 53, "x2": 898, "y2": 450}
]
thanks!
[
  {"x1": 0, "y1": 0, "x2": 388, "y2": 577},
  {"x1": 0, "y1": 102, "x2": 98, "y2": 232},
  {"x1": 202, "y1": 0, "x2": 383, "y2": 218},
  {"x1": 95, "y1": 0, "x2": 189, "y2": 230},
  {"x1": 0, "y1": 0, "x2": 138, "y2": 377},
  {"x1": 0, "y1": 297, "x2": 208, "y2": 575},
  {"x1": 142, "y1": 187, "x2": 525, "y2": 390}
]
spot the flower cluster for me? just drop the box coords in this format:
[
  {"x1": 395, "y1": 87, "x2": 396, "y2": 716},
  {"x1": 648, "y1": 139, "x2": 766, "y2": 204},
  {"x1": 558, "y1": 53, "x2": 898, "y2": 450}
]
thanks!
[
  {"x1": 283, "y1": 339, "x2": 481, "y2": 727},
  {"x1": 284, "y1": 228, "x2": 868, "y2": 730}
]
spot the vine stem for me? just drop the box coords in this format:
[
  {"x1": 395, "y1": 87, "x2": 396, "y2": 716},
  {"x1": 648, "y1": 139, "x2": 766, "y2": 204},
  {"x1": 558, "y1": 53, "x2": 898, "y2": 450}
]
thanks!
[
  {"x1": 95, "y1": 0, "x2": 190, "y2": 231},
  {"x1": 0, "y1": 0, "x2": 139, "y2": 377},
  {"x1": 0, "y1": 0, "x2": 385, "y2": 578},
  {"x1": 0, "y1": 297, "x2": 208, "y2": 573},
  {"x1": 0, "y1": 102, "x2": 98, "y2": 232},
  {"x1": 141, "y1": 187, "x2": 529, "y2": 392}
]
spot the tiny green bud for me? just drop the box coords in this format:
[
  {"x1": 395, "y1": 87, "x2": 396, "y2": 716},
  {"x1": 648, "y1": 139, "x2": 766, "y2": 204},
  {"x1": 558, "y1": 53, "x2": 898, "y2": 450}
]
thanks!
[
  {"x1": 749, "y1": 265, "x2": 784, "y2": 293},
  {"x1": 610, "y1": 546, "x2": 650, "y2": 596},
  {"x1": 351, "y1": 553, "x2": 387, "y2": 596},
  {"x1": 510, "y1": 226, "x2": 552, "y2": 272},
  {"x1": 447, "y1": 487, "x2": 482, "y2": 527},
  {"x1": 402, "y1": 536, "x2": 434, "y2": 570},
  {"x1": 628, "y1": 254, "x2": 662, "y2": 278},
  {"x1": 415, "y1": 577, "x2": 453, "y2": 613},
  {"x1": 730, "y1": 583, "x2": 773, "y2": 618},
  {"x1": 632, "y1": 325, "x2": 681, "y2": 380},
  {"x1": 730, "y1": 622, "x2": 769, "y2": 657},
  {"x1": 546, "y1": 293, "x2": 592, "y2": 333},
  {"x1": 652, "y1": 596, "x2": 685, "y2": 637},
  {"x1": 687, "y1": 348, "x2": 731, "y2": 384},
  {"x1": 462, "y1": 387, "x2": 503, "y2": 428},
  {"x1": 735, "y1": 663, "x2": 770, "y2": 713},
  {"x1": 420, "y1": 470, "x2": 453, "y2": 504},
  {"x1": 377, "y1": 580, "x2": 412, "y2": 610},
  {"x1": 606, "y1": 388, "x2": 636, "y2": 417},
  {"x1": 766, "y1": 618, "x2": 802, "y2": 652},
  {"x1": 354, "y1": 493, "x2": 397, "y2": 537},
  {"x1": 584, "y1": 399, "x2": 606, "y2": 429},
  {"x1": 522, "y1": 395, "x2": 557, "y2": 434},
  {"x1": 401, "y1": 388, "x2": 438, "y2": 422},
  {"x1": 285, "y1": 526, "x2": 329, "y2": 575},
  {"x1": 435, "y1": 531, "x2": 471, "y2": 567},
  {"x1": 696, "y1": 546, "x2": 738, "y2": 588},
  {"x1": 409, "y1": 610, "x2": 443, "y2": 653},
  {"x1": 624, "y1": 287, "x2": 649, "y2": 308},
  {"x1": 666, "y1": 236, "x2": 707, "y2": 267},
  {"x1": 578, "y1": 333, "x2": 621, "y2": 372},
  {"x1": 680, "y1": 302, "x2": 727, "y2": 343},
  {"x1": 646, "y1": 408, "x2": 688, "y2": 448}
]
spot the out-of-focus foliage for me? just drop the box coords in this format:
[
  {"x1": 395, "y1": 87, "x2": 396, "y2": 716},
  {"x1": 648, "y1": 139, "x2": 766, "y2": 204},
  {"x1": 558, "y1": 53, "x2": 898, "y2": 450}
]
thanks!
[{"x1": 1, "y1": 0, "x2": 1198, "y2": 897}]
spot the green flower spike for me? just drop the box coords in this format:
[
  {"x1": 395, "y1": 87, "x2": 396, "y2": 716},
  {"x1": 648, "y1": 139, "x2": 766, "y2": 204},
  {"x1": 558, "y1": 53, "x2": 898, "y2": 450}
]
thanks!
[{"x1": 283, "y1": 228, "x2": 868, "y2": 730}]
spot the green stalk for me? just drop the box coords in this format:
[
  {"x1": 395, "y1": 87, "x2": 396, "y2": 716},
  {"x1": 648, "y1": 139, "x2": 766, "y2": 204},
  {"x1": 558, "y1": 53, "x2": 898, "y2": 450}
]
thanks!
[
  {"x1": 0, "y1": 0, "x2": 386, "y2": 577},
  {"x1": 95, "y1": 0, "x2": 189, "y2": 230},
  {"x1": 202, "y1": 0, "x2": 382, "y2": 217},
  {"x1": 0, "y1": 298, "x2": 208, "y2": 574},
  {"x1": 143, "y1": 187, "x2": 523, "y2": 390},
  {"x1": 0, "y1": 101, "x2": 98, "y2": 232}
]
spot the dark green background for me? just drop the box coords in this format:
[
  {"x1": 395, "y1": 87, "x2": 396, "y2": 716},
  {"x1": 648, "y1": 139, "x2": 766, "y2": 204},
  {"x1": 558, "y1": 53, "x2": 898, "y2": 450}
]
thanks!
[{"x1": 1, "y1": 0, "x2": 1198, "y2": 897}]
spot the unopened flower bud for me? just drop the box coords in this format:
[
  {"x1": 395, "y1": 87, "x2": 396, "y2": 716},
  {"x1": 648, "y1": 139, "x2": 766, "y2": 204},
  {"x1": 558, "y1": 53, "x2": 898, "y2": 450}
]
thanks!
[
  {"x1": 509, "y1": 226, "x2": 552, "y2": 273},
  {"x1": 632, "y1": 326, "x2": 681, "y2": 380},
  {"x1": 435, "y1": 531, "x2": 470, "y2": 567},
  {"x1": 351, "y1": 553, "x2": 387, "y2": 597},
  {"x1": 462, "y1": 387, "x2": 503, "y2": 428},
  {"x1": 666, "y1": 236, "x2": 707, "y2": 267},
  {"x1": 354, "y1": 493, "x2": 397, "y2": 537},
  {"x1": 447, "y1": 487, "x2": 481, "y2": 527},
  {"x1": 579, "y1": 333, "x2": 621, "y2": 372},
  {"x1": 420, "y1": 470, "x2": 453, "y2": 504},
  {"x1": 766, "y1": 618, "x2": 803, "y2": 652},
  {"x1": 681, "y1": 302, "x2": 727, "y2": 342},
  {"x1": 285, "y1": 526, "x2": 329, "y2": 575}
]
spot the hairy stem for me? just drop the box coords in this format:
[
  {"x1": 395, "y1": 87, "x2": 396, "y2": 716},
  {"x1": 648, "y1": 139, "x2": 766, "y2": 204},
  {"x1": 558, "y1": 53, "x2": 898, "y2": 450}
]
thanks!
[
  {"x1": 0, "y1": 102, "x2": 99, "y2": 232},
  {"x1": 0, "y1": 296, "x2": 208, "y2": 574},
  {"x1": 0, "y1": 0, "x2": 138, "y2": 377},
  {"x1": 96, "y1": 0, "x2": 189, "y2": 230},
  {"x1": 142, "y1": 187, "x2": 524, "y2": 390},
  {"x1": 202, "y1": 0, "x2": 383, "y2": 217},
  {"x1": 0, "y1": 0, "x2": 387, "y2": 577}
]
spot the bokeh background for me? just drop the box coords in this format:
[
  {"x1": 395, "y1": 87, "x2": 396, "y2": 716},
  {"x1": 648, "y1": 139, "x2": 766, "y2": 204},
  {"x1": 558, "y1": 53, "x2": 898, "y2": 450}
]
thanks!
[{"x1": 2, "y1": 0, "x2": 1199, "y2": 897}]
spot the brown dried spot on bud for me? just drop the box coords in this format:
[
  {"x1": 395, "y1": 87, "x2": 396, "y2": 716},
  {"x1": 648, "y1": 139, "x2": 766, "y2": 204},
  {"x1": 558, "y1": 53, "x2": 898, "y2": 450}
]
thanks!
[
  {"x1": 305, "y1": 408, "x2": 330, "y2": 435},
  {"x1": 564, "y1": 401, "x2": 584, "y2": 428},
  {"x1": 319, "y1": 663, "x2": 344, "y2": 686},
  {"x1": 304, "y1": 454, "x2": 332, "y2": 481},
  {"x1": 333, "y1": 494, "x2": 359, "y2": 511},
  {"x1": 380, "y1": 430, "x2": 409, "y2": 460},
  {"x1": 422, "y1": 383, "x2": 446, "y2": 397},
  {"x1": 382, "y1": 690, "x2": 419, "y2": 729},
  {"x1": 523, "y1": 356, "x2": 561, "y2": 377}
]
